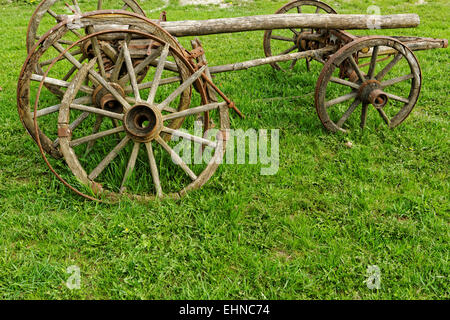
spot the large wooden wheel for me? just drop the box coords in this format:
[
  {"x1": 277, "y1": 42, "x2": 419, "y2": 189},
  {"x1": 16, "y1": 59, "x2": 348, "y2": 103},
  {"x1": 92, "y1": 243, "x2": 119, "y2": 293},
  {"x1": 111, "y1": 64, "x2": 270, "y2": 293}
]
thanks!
[
  {"x1": 18, "y1": 11, "x2": 189, "y2": 159},
  {"x1": 315, "y1": 36, "x2": 422, "y2": 133},
  {"x1": 263, "y1": 0, "x2": 337, "y2": 71},
  {"x1": 25, "y1": 28, "x2": 230, "y2": 200},
  {"x1": 26, "y1": 0, "x2": 146, "y2": 53}
]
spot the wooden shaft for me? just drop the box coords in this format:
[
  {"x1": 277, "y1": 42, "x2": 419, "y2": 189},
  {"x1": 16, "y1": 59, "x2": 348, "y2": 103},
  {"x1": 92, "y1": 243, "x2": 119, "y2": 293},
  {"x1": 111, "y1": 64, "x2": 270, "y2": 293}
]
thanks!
[
  {"x1": 158, "y1": 14, "x2": 420, "y2": 36},
  {"x1": 70, "y1": 13, "x2": 420, "y2": 37},
  {"x1": 209, "y1": 46, "x2": 336, "y2": 74}
]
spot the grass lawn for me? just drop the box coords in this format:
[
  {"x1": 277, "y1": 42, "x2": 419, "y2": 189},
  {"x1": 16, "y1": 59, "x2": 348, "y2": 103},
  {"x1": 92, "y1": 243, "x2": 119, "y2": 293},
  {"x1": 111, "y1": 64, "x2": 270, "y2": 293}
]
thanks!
[{"x1": 0, "y1": 0, "x2": 448, "y2": 299}]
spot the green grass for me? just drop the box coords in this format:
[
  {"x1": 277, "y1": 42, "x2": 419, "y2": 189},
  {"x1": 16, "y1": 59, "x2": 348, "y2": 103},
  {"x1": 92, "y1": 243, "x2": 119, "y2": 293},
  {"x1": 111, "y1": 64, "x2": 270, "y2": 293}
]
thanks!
[{"x1": 0, "y1": 0, "x2": 449, "y2": 299}]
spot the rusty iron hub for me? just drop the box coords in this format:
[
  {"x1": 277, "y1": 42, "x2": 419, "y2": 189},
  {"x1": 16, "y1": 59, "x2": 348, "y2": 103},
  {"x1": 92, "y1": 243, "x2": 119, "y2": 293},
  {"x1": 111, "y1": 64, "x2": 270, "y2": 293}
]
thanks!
[
  {"x1": 92, "y1": 82, "x2": 126, "y2": 114},
  {"x1": 123, "y1": 103, "x2": 163, "y2": 142},
  {"x1": 358, "y1": 79, "x2": 388, "y2": 109},
  {"x1": 296, "y1": 31, "x2": 324, "y2": 51}
]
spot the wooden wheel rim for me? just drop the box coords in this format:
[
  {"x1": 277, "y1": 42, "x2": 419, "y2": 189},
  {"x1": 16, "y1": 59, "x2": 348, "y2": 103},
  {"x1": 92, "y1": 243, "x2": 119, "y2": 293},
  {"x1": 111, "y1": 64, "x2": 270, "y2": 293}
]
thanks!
[{"x1": 314, "y1": 36, "x2": 422, "y2": 133}]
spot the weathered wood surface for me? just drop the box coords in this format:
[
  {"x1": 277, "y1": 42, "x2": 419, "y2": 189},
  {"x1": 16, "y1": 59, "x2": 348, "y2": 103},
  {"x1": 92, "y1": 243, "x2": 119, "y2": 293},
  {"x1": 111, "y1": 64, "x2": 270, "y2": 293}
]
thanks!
[
  {"x1": 69, "y1": 13, "x2": 420, "y2": 37},
  {"x1": 209, "y1": 46, "x2": 337, "y2": 74},
  {"x1": 358, "y1": 37, "x2": 448, "y2": 57}
]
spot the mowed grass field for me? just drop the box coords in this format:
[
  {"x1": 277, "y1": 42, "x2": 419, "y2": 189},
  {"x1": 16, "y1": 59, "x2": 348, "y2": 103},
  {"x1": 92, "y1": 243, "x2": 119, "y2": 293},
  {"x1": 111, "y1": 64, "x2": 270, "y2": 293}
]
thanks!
[{"x1": 0, "y1": 0, "x2": 448, "y2": 299}]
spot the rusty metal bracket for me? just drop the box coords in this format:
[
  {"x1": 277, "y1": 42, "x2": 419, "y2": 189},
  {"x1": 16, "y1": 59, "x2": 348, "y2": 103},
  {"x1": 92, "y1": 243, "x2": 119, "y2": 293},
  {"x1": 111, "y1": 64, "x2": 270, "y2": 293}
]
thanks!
[
  {"x1": 189, "y1": 46, "x2": 206, "y2": 60},
  {"x1": 58, "y1": 127, "x2": 71, "y2": 137}
]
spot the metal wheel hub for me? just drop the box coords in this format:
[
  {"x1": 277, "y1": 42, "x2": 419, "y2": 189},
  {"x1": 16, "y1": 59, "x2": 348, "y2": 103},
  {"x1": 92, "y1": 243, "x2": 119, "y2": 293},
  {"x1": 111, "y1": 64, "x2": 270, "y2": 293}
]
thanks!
[
  {"x1": 296, "y1": 31, "x2": 321, "y2": 51},
  {"x1": 123, "y1": 103, "x2": 163, "y2": 142},
  {"x1": 92, "y1": 82, "x2": 126, "y2": 113},
  {"x1": 358, "y1": 79, "x2": 388, "y2": 109}
]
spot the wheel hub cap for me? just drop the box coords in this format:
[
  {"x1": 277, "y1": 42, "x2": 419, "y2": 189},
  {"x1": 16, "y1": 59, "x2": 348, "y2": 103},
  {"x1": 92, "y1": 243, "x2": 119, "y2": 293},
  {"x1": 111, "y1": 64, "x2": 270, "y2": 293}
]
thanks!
[
  {"x1": 358, "y1": 79, "x2": 388, "y2": 109},
  {"x1": 123, "y1": 103, "x2": 163, "y2": 142}
]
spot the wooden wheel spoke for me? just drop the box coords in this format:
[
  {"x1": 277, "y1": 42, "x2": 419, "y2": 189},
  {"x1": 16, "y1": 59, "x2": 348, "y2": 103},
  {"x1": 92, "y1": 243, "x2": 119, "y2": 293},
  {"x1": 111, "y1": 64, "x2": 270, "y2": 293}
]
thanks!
[
  {"x1": 289, "y1": 59, "x2": 297, "y2": 70},
  {"x1": 31, "y1": 74, "x2": 93, "y2": 94},
  {"x1": 32, "y1": 96, "x2": 92, "y2": 118},
  {"x1": 84, "y1": 115, "x2": 104, "y2": 156},
  {"x1": 125, "y1": 76, "x2": 180, "y2": 93},
  {"x1": 70, "y1": 125, "x2": 125, "y2": 148},
  {"x1": 52, "y1": 43, "x2": 99, "y2": 86},
  {"x1": 330, "y1": 77, "x2": 360, "y2": 89},
  {"x1": 63, "y1": 54, "x2": 87, "y2": 81},
  {"x1": 384, "y1": 92, "x2": 409, "y2": 104},
  {"x1": 97, "y1": 0, "x2": 103, "y2": 10},
  {"x1": 158, "y1": 65, "x2": 207, "y2": 110},
  {"x1": 367, "y1": 45, "x2": 379, "y2": 79},
  {"x1": 348, "y1": 56, "x2": 366, "y2": 82},
  {"x1": 86, "y1": 27, "x2": 107, "y2": 78},
  {"x1": 148, "y1": 43, "x2": 170, "y2": 105},
  {"x1": 375, "y1": 53, "x2": 403, "y2": 81},
  {"x1": 71, "y1": 0, "x2": 81, "y2": 14},
  {"x1": 280, "y1": 45, "x2": 297, "y2": 55},
  {"x1": 156, "y1": 136, "x2": 197, "y2": 181},
  {"x1": 89, "y1": 136, "x2": 131, "y2": 180},
  {"x1": 381, "y1": 74, "x2": 414, "y2": 88},
  {"x1": 111, "y1": 34, "x2": 132, "y2": 82},
  {"x1": 120, "y1": 141, "x2": 140, "y2": 193},
  {"x1": 289, "y1": 28, "x2": 300, "y2": 36},
  {"x1": 377, "y1": 108, "x2": 391, "y2": 126},
  {"x1": 145, "y1": 142, "x2": 163, "y2": 198},
  {"x1": 360, "y1": 103, "x2": 369, "y2": 128},
  {"x1": 325, "y1": 92, "x2": 358, "y2": 108},
  {"x1": 122, "y1": 41, "x2": 141, "y2": 101},
  {"x1": 271, "y1": 35, "x2": 295, "y2": 42},
  {"x1": 162, "y1": 127, "x2": 217, "y2": 148},
  {"x1": 305, "y1": 57, "x2": 311, "y2": 72},
  {"x1": 68, "y1": 111, "x2": 90, "y2": 132},
  {"x1": 53, "y1": 111, "x2": 90, "y2": 148},
  {"x1": 46, "y1": 9, "x2": 59, "y2": 21},
  {"x1": 315, "y1": 7, "x2": 321, "y2": 13},
  {"x1": 64, "y1": 2, "x2": 77, "y2": 14},
  {"x1": 162, "y1": 102, "x2": 226, "y2": 122},
  {"x1": 70, "y1": 104, "x2": 124, "y2": 120},
  {"x1": 119, "y1": 46, "x2": 163, "y2": 85},
  {"x1": 297, "y1": 6, "x2": 302, "y2": 13},
  {"x1": 336, "y1": 99, "x2": 361, "y2": 127},
  {"x1": 39, "y1": 48, "x2": 82, "y2": 67},
  {"x1": 151, "y1": 59, "x2": 178, "y2": 73}
]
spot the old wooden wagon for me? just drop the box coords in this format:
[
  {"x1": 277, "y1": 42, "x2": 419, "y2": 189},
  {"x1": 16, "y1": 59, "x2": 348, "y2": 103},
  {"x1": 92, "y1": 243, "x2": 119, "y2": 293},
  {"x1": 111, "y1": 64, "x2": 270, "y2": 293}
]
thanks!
[{"x1": 18, "y1": 0, "x2": 448, "y2": 200}]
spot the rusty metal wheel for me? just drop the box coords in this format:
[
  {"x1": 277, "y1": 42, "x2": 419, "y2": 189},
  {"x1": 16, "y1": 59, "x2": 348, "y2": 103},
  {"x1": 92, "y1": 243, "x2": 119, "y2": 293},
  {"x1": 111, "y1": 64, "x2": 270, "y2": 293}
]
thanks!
[
  {"x1": 26, "y1": 0, "x2": 146, "y2": 53},
  {"x1": 315, "y1": 36, "x2": 422, "y2": 133},
  {"x1": 263, "y1": 0, "x2": 337, "y2": 71},
  {"x1": 18, "y1": 11, "x2": 189, "y2": 159}
]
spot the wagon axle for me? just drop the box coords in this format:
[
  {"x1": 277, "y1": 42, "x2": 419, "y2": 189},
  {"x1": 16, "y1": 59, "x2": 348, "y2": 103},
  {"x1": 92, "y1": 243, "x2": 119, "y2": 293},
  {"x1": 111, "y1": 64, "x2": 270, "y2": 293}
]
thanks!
[{"x1": 358, "y1": 80, "x2": 388, "y2": 110}]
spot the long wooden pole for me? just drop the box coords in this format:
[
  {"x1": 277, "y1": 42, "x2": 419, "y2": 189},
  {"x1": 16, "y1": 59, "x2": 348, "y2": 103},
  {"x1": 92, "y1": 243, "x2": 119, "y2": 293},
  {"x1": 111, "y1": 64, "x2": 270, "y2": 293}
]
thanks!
[
  {"x1": 160, "y1": 14, "x2": 420, "y2": 36},
  {"x1": 73, "y1": 13, "x2": 420, "y2": 37},
  {"x1": 208, "y1": 46, "x2": 337, "y2": 74}
]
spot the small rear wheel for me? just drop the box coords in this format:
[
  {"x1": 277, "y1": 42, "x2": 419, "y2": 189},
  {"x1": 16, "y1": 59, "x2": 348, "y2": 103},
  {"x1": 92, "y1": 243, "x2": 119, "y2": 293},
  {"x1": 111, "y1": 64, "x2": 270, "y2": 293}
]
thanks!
[
  {"x1": 315, "y1": 36, "x2": 421, "y2": 133},
  {"x1": 263, "y1": 0, "x2": 337, "y2": 71}
]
